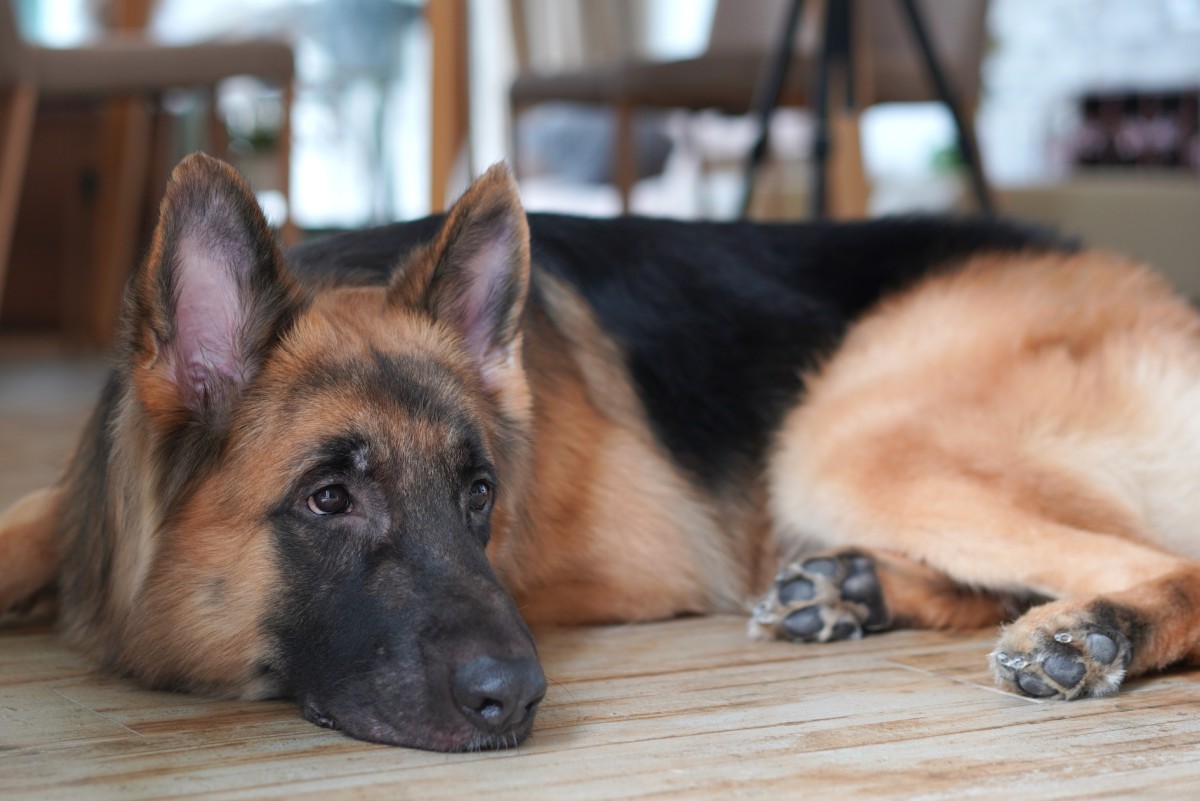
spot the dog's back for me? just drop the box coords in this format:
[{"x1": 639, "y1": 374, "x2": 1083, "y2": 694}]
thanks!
[{"x1": 290, "y1": 214, "x2": 1069, "y2": 491}]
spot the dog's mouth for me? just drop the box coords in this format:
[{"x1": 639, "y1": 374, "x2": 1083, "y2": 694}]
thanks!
[
  {"x1": 293, "y1": 651, "x2": 547, "y2": 751},
  {"x1": 299, "y1": 691, "x2": 544, "y2": 752},
  {"x1": 274, "y1": 541, "x2": 547, "y2": 751}
]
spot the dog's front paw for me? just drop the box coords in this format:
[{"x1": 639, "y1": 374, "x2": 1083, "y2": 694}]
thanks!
[
  {"x1": 990, "y1": 603, "x2": 1131, "y2": 700},
  {"x1": 749, "y1": 550, "x2": 890, "y2": 643}
]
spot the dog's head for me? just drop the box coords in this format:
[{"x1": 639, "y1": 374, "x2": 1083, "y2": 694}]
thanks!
[{"x1": 105, "y1": 154, "x2": 543, "y2": 750}]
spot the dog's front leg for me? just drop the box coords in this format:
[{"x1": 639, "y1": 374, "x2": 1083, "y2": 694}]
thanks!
[
  {"x1": 989, "y1": 562, "x2": 1200, "y2": 700},
  {"x1": 749, "y1": 547, "x2": 1012, "y2": 642},
  {"x1": 0, "y1": 486, "x2": 62, "y2": 612}
]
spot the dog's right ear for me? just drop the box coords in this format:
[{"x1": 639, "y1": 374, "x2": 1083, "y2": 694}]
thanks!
[
  {"x1": 125, "y1": 153, "x2": 301, "y2": 430},
  {"x1": 389, "y1": 164, "x2": 530, "y2": 393}
]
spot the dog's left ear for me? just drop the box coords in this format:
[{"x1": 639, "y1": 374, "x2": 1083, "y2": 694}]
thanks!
[{"x1": 392, "y1": 164, "x2": 530, "y2": 390}]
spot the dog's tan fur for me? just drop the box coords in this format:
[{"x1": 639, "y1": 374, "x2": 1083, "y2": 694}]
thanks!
[
  {"x1": 0, "y1": 487, "x2": 61, "y2": 612},
  {"x1": 768, "y1": 251, "x2": 1200, "y2": 681},
  {"x1": 496, "y1": 271, "x2": 749, "y2": 623},
  {"x1": 2, "y1": 156, "x2": 1200, "y2": 743}
]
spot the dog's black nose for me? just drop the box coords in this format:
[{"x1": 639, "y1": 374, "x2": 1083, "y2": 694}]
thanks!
[{"x1": 452, "y1": 654, "x2": 547, "y2": 734}]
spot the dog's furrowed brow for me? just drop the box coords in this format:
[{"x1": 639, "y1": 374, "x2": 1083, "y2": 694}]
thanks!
[
  {"x1": 286, "y1": 350, "x2": 474, "y2": 426},
  {"x1": 435, "y1": 434, "x2": 494, "y2": 490},
  {"x1": 292, "y1": 434, "x2": 374, "y2": 478}
]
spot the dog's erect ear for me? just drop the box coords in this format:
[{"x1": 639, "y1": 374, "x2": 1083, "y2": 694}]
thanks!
[
  {"x1": 127, "y1": 153, "x2": 300, "y2": 427},
  {"x1": 392, "y1": 164, "x2": 530, "y2": 389}
]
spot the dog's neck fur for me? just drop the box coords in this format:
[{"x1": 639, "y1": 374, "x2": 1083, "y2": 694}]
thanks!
[{"x1": 488, "y1": 271, "x2": 753, "y2": 624}]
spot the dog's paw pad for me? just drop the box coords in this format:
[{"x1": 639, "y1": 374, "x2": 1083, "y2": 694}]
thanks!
[
  {"x1": 1042, "y1": 653, "x2": 1086, "y2": 687},
  {"x1": 782, "y1": 606, "x2": 823, "y2": 638},
  {"x1": 991, "y1": 614, "x2": 1131, "y2": 700},
  {"x1": 1015, "y1": 671, "x2": 1058, "y2": 697},
  {"x1": 778, "y1": 577, "x2": 817, "y2": 604},
  {"x1": 749, "y1": 550, "x2": 889, "y2": 643},
  {"x1": 1086, "y1": 632, "x2": 1119, "y2": 664},
  {"x1": 781, "y1": 604, "x2": 862, "y2": 642},
  {"x1": 800, "y1": 558, "x2": 838, "y2": 576}
]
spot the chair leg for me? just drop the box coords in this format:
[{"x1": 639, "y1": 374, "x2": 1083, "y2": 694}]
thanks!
[
  {"x1": 146, "y1": 99, "x2": 174, "y2": 211},
  {"x1": 276, "y1": 80, "x2": 298, "y2": 246},
  {"x1": 508, "y1": 100, "x2": 523, "y2": 182},
  {"x1": 85, "y1": 95, "x2": 152, "y2": 348},
  {"x1": 206, "y1": 84, "x2": 228, "y2": 158},
  {"x1": 827, "y1": 110, "x2": 868, "y2": 218},
  {"x1": 0, "y1": 83, "x2": 37, "y2": 318},
  {"x1": 613, "y1": 100, "x2": 635, "y2": 215}
]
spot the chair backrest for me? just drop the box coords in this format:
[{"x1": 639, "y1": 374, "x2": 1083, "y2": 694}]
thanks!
[
  {"x1": 707, "y1": 0, "x2": 820, "y2": 55},
  {"x1": 510, "y1": 0, "x2": 642, "y2": 73},
  {"x1": 0, "y1": 0, "x2": 30, "y2": 85}
]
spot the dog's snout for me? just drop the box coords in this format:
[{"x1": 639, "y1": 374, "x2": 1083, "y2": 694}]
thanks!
[{"x1": 452, "y1": 654, "x2": 547, "y2": 734}]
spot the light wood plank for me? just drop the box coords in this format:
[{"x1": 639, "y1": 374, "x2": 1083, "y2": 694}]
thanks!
[{"x1": 4, "y1": 348, "x2": 1200, "y2": 801}]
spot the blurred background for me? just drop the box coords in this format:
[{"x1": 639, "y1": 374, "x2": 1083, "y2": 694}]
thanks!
[{"x1": 1, "y1": 0, "x2": 1199, "y2": 348}]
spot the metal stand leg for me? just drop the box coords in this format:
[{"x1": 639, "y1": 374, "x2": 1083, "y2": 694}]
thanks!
[
  {"x1": 896, "y1": 0, "x2": 993, "y2": 214},
  {"x1": 739, "y1": 0, "x2": 805, "y2": 219},
  {"x1": 739, "y1": 0, "x2": 994, "y2": 219},
  {"x1": 810, "y1": 0, "x2": 852, "y2": 218}
]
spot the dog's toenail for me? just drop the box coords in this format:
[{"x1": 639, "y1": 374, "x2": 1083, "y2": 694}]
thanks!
[
  {"x1": 994, "y1": 652, "x2": 1011, "y2": 667},
  {"x1": 1087, "y1": 632, "x2": 1118, "y2": 665},
  {"x1": 778, "y1": 577, "x2": 816, "y2": 604},
  {"x1": 1017, "y1": 673, "x2": 1057, "y2": 697},
  {"x1": 1007, "y1": 656, "x2": 1028, "y2": 670},
  {"x1": 783, "y1": 607, "x2": 824, "y2": 639},
  {"x1": 1054, "y1": 631, "x2": 1073, "y2": 643},
  {"x1": 1044, "y1": 655, "x2": 1085, "y2": 688}
]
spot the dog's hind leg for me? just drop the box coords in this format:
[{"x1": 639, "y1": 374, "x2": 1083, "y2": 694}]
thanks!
[
  {"x1": 751, "y1": 526, "x2": 1200, "y2": 701},
  {"x1": 749, "y1": 547, "x2": 1015, "y2": 643},
  {"x1": 761, "y1": 459, "x2": 1200, "y2": 698},
  {"x1": 0, "y1": 487, "x2": 62, "y2": 612}
]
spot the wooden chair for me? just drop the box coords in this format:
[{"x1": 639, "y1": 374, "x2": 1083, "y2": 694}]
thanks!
[
  {"x1": 508, "y1": 0, "x2": 989, "y2": 216},
  {"x1": 0, "y1": 0, "x2": 294, "y2": 344}
]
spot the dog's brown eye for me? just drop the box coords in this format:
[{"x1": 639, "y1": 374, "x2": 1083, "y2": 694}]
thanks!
[
  {"x1": 468, "y1": 480, "x2": 492, "y2": 512},
  {"x1": 308, "y1": 485, "x2": 351, "y2": 515}
]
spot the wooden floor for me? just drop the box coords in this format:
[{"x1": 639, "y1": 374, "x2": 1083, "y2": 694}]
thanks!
[{"x1": 4, "y1": 341, "x2": 1200, "y2": 800}]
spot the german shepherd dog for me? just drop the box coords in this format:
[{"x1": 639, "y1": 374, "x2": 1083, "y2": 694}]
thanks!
[{"x1": 3, "y1": 153, "x2": 1200, "y2": 751}]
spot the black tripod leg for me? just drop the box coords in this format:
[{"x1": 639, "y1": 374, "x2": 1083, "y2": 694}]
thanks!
[
  {"x1": 896, "y1": 0, "x2": 994, "y2": 214},
  {"x1": 739, "y1": 0, "x2": 806, "y2": 219},
  {"x1": 811, "y1": 0, "x2": 849, "y2": 218}
]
